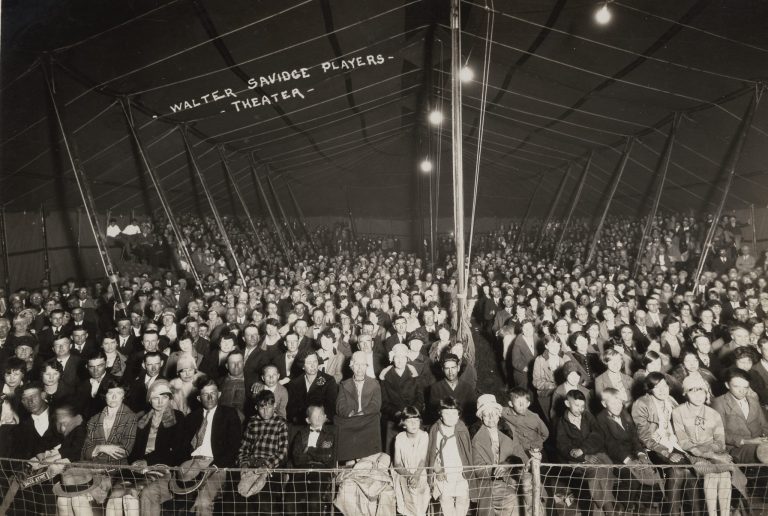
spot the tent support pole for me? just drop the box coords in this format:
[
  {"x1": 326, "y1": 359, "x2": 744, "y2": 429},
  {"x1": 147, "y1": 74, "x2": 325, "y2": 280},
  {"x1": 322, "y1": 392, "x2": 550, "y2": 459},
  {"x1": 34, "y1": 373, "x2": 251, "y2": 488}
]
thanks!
[
  {"x1": 345, "y1": 187, "x2": 357, "y2": 242},
  {"x1": 515, "y1": 175, "x2": 545, "y2": 251},
  {"x1": 265, "y1": 169, "x2": 299, "y2": 248},
  {"x1": 536, "y1": 163, "x2": 571, "y2": 248},
  {"x1": 694, "y1": 93, "x2": 758, "y2": 293},
  {"x1": 119, "y1": 99, "x2": 203, "y2": 293},
  {"x1": 586, "y1": 137, "x2": 635, "y2": 266},
  {"x1": 450, "y1": 0, "x2": 467, "y2": 339},
  {"x1": 217, "y1": 146, "x2": 267, "y2": 257},
  {"x1": 249, "y1": 154, "x2": 292, "y2": 263},
  {"x1": 555, "y1": 152, "x2": 592, "y2": 259},
  {"x1": 179, "y1": 126, "x2": 247, "y2": 287},
  {"x1": 633, "y1": 116, "x2": 679, "y2": 277},
  {"x1": 40, "y1": 204, "x2": 52, "y2": 286},
  {"x1": 287, "y1": 184, "x2": 317, "y2": 253},
  {"x1": 751, "y1": 203, "x2": 757, "y2": 252},
  {"x1": 43, "y1": 62, "x2": 126, "y2": 317},
  {"x1": 0, "y1": 206, "x2": 10, "y2": 294}
]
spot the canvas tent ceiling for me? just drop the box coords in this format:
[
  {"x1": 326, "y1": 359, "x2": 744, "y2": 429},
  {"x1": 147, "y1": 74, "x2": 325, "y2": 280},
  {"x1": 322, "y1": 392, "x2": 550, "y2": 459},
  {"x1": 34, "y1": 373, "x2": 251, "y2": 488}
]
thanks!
[{"x1": 2, "y1": 0, "x2": 767, "y2": 223}]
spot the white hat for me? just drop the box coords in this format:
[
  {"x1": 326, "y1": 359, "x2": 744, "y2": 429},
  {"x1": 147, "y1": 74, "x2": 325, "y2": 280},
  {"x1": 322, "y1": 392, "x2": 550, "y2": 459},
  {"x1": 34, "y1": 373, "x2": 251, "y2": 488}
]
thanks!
[{"x1": 476, "y1": 394, "x2": 503, "y2": 418}]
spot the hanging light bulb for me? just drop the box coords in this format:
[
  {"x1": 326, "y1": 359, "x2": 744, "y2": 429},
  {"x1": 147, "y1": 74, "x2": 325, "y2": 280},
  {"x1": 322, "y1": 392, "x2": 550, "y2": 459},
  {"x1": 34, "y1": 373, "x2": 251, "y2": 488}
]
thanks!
[
  {"x1": 595, "y1": 2, "x2": 612, "y2": 25},
  {"x1": 420, "y1": 159, "x2": 433, "y2": 173},
  {"x1": 459, "y1": 66, "x2": 474, "y2": 83},
  {"x1": 428, "y1": 110, "x2": 444, "y2": 125}
]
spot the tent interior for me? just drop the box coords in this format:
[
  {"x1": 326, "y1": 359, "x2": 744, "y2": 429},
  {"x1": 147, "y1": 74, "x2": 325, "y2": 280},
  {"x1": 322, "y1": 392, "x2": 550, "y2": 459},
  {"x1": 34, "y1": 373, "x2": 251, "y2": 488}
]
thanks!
[{"x1": 2, "y1": 0, "x2": 768, "y2": 286}]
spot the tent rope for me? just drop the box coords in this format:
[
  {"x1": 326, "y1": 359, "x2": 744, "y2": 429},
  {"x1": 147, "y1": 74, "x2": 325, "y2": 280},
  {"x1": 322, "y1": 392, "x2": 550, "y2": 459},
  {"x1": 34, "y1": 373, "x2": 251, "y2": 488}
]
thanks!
[{"x1": 465, "y1": 0, "x2": 494, "y2": 292}]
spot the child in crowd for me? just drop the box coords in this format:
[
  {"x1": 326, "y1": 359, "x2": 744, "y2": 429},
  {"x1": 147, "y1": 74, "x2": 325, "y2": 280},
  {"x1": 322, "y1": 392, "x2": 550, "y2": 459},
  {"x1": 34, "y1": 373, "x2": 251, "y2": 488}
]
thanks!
[
  {"x1": 427, "y1": 397, "x2": 472, "y2": 516},
  {"x1": 501, "y1": 387, "x2": 549, "y2": 459},
  {"x1": 392, "y1": 406, "x2": 430, "y2": 516}
]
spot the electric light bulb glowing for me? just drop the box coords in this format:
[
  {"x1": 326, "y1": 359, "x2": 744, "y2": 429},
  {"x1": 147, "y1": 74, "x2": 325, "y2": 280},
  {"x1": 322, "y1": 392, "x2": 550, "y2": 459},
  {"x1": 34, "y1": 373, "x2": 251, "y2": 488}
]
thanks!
[
  {"x1": 459, "y1": 66, "x2": 474, "y2": 83},
  {"x1": 420, "y1": 159, "x2": 433, "y2": 173},
  {"x1": 428, "y1": 110, "x2": 444, "y2": 125},
  {"x1": 595, "y1": 4, "x2": 612, "y2": 25}
]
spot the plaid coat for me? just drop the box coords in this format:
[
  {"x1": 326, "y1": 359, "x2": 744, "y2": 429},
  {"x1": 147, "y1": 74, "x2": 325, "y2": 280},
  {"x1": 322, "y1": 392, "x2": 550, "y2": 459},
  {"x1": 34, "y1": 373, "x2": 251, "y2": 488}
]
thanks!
[{"x1": 82, "y1": 404, "x2": 137, "y2": 465}]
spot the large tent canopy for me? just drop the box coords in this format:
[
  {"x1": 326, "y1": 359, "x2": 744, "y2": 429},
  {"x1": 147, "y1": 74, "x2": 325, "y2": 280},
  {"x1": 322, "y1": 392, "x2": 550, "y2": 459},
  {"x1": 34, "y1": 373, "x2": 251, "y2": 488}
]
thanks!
[{"x1": 2, "y1": 0, "x2": 768, "y2": 224}]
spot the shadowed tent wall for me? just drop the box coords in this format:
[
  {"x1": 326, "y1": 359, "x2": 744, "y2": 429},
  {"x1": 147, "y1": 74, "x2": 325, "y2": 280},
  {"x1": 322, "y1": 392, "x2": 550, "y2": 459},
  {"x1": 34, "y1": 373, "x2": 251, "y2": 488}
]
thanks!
[
  {"x1": 3, "y1": 208, "x2": 766, "y2": 292},
  {"x1": 2, "y1": 209, "x2": 121, "y2": 291}
]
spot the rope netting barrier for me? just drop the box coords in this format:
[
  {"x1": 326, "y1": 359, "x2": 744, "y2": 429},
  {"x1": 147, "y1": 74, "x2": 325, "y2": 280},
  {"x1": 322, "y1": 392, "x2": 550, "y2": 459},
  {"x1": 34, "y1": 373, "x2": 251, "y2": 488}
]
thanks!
[{"x1": 3, "y1": 457, "x2": 768, "y2": 515}]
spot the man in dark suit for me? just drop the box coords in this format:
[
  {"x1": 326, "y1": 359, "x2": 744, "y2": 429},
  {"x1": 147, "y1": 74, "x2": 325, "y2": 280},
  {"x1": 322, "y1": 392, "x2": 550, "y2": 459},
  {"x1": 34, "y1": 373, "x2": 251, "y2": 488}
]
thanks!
[
  {"x1": 139, "y1": 375, "x2": 242, "y2": 514},
  {"x1": 482, "y1": 285, "x2": 503, "y2": 335},
  {"x1": 70, "y1": 326, "x2": 99, "y2": 362},
  {"x1": 125, "y1": 352, "x2": 165, "y2": 413},
  {"x1": 596, "y1": 387, "x2": 661, "y2": 508},
  {"x1": 427, "y1": 353, "x2": 477, "y2": 425},
  {"x1": 186, "y1": 319, "x2": 211, "y2": 356},
  {"x1": 8, "y1": 382, "x2": 61, "y2": 515},
  {"x1": 125, "y1": 329, "x2": 164, "y2": 381},
  {"x1": 273, "y1": 332, "x2": 304, "y2": 384},
  {"x1": 37, "y1": 309, "x2": 67, "y2": 361},
  {"x1": 712, "y1": 368, "x2": 768, "y2": 464},
  {"x1": 289, "y1": 405, "x2": 336, "y2": 513},
  {"x1": 52, "y1": 336, "x2": 83, "y2": 390},
  {"x1": 0, "y1": 317, "x2": 12, "y2": 367},
  {"x1": 13, "y1": 382, "x2": 60, "y2": 461},
  {"x1": 243, "y1": 325, "x2": 273, "y2": 395},
  {"x1": 76, "y1": 351, "x2": 117, "y2": 418},
  {"x1": 292, "y1": 319, "x2": 316, "y2": 356},
  {"x1": 708, "y1": 247, "x2": 735, "y2": 275},
  {"x1": 383, "y1": 315, "x2": 410, "y2": 354},
  {"x1": 115, "y1": 317, "x2": 139, "y2": 357},
  {"x1": 286, "y1": 353, "x2": 338, "y2": 425},
  {"x1": 65, "y1": 306, "x2": 99, "y2": 340}
]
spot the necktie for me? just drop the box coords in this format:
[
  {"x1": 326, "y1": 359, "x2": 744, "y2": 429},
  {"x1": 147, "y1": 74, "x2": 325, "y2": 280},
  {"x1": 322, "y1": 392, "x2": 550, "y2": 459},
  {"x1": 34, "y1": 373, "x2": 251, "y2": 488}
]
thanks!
[{"x1": 192, "y1": 411, "x2": 209, "y2": 449}]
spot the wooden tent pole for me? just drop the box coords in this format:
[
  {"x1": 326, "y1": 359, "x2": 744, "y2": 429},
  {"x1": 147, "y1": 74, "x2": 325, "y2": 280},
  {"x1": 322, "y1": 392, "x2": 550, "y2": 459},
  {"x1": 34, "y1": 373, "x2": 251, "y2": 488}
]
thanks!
[
  {"x1": 586, "y1": 137, "x2": 634, "y2": 266},
  {"x1": 119, "y1": 99, "x2": 203, "y2": 293},
  {"x1": 286, "y1": 183, "x2": 318, "y2": 253},
  {"x1": 694, "y1": 93, "x2": 758, "y2": 293},
  {"x1": 515, "y1": 174, "x2": 545, "y2": 250},
  {"x1": 40, "y1": 204, "x2": 51, "y2": 286},
  {"x1": 180, "y1": 126, "x2": 247, "y2": 287},
  {"x1": 536, "y1": 163, "x2": 571, "y2": 248},
  {"x1": 450, "y1": 0, "x2": 467, "y2": 339},
  {"x1": 249, "y1": 154, "x2": 292, "y2": 263},
  {"x1": 633, "y1": 116, "x2": 679, "y2": 278},
  {"x1": 554, "y1": 152, "x2": 592, "y2": 259},
  {"x1": 265, "y1": 168, "x2": 299, "y2": 248},
  {"x1": 43, "y1": 61, "x2": 126, "y2": 317},
  {"x1": 217, "y1": 146, "x2": 267, "y2": 256},
  {"x1": 0, "y1": 206, "x2": 10, "y2": 294}
]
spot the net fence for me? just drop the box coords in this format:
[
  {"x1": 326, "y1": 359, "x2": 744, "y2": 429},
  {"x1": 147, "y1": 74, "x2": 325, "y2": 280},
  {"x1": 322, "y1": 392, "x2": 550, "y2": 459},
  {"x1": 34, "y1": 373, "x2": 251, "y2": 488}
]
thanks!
[{"x1": 1, "y1": 457, "x2": 768, "y2": 515}]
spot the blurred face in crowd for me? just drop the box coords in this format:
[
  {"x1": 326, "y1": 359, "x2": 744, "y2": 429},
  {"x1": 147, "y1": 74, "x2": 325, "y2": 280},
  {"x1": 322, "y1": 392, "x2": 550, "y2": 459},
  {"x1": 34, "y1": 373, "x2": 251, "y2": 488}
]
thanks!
[
  {"x1": 53, "y1": 338, "x2": 71, "y2": 358},
  {"x1": 105, "y1": 387, "x2": 126, "y2": 409},
  {"x1": 142, "y1": 333, "x2": 159, "y2": 353},
  {"x1": 262, "y1": 366, "x2": 280, "y2": 388},
  {"x1": 21, "y1": 387, "x2": 46, "y2": 415},
  {"x1": 144, "y1": 355, "x2": 162, "y2": 378},
  {"x1": 87, "y1": 357, "x2": 107, "y2": 379},
  {"x1": 303, "y1": 354, "x2": 319, "y2": 376},
  {"x1": 42, "y1": 364, "x2": 61, "y2": 387}
]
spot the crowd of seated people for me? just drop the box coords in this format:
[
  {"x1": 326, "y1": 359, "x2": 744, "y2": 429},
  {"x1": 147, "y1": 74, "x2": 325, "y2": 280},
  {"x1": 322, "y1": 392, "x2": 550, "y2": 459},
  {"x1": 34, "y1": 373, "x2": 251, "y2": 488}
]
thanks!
[{"x1": 0, "y1": 210, "x2": 765, "y2": 515}]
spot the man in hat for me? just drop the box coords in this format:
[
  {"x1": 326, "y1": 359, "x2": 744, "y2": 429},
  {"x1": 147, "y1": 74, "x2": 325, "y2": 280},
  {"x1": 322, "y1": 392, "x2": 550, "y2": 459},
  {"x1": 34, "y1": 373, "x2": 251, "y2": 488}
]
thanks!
[{"x1": 140, "y1": 375, "x2": 241, "y2": 515}]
